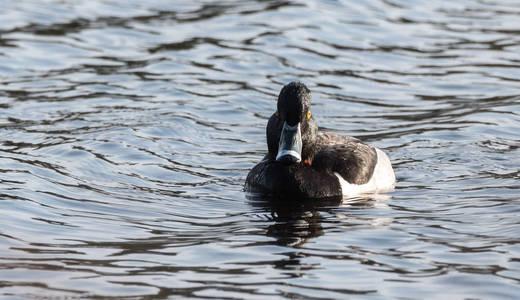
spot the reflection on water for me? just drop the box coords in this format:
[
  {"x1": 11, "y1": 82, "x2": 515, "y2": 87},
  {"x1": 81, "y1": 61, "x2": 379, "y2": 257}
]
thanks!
[
  {"x1": 1, "y1": 0, "x2": 519, "y2": 298},
  {"x1": 252, "y1": 195, "x2": 390, "y2": 248},
  {"x1": 249, "y1": 196, "x2": 342, "y2": 247}
]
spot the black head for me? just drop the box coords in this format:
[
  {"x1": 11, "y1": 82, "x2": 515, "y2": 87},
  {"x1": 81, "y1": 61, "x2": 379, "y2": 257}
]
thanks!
[
  {"x1": 277, "y1": 82, "x2": 312, "y2": 126},
  {"x1": 267, "y1": 82, "x2": 318, "y2": 164}
]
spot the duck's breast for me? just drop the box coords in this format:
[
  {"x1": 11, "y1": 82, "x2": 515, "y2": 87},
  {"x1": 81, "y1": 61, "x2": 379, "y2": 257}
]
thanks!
[{"x1": 245, "y1": 159, "x2": 343, "y2": 199}]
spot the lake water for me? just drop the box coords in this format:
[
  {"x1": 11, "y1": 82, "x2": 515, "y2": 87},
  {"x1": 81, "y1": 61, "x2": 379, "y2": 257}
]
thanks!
[{"x1": 1, "y1": 0, "x2": 519, "y2": 298}]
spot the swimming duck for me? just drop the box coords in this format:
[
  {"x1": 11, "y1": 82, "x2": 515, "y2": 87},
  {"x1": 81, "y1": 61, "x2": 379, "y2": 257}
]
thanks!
[{"x1": 245, "y1": 82, "x2": 395, "y2": 199}]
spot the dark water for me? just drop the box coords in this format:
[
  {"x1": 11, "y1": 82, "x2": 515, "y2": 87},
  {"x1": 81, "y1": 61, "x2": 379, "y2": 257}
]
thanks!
[{"x1": 1, "y1": 0, "x2": 519, "y2": 298}]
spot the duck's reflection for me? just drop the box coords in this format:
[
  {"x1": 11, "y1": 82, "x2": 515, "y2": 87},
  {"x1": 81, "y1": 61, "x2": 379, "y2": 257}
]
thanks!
[
  {"x1": 267, "y1": 208, "x2": 322, "y2": 247},
  {"x1": 248, "y1": 195, "x2": 342, "y2": 247},
  {"x1": 248, "y1": 194, "x2": 391, "y2": 247}
]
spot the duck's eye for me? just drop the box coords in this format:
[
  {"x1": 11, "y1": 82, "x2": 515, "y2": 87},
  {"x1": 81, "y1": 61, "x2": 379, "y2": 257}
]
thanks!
[{"x1": 307, "y1": 111, "x2": 311, "y2": 119}]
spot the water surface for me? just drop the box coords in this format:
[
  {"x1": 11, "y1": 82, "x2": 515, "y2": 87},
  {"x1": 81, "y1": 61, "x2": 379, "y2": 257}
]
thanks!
[{"x1": 1, "y1": 0, "x2": 519, "y2": 298}]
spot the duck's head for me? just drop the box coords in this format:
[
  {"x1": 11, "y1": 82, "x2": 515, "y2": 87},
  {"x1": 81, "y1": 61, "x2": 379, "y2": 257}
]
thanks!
[{"x1": 267, "y1": 82, "x2": 318, "y2": 165}]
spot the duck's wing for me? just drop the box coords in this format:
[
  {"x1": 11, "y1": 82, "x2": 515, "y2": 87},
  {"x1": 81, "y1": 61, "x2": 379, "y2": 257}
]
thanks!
[{"x1": 313, "y1": 133, "x2": 378, "y2": 185}]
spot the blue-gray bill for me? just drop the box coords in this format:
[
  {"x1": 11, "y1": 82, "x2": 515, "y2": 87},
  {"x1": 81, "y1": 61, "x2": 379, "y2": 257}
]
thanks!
[{"x1": 276, "y1": 122, "x2": 302, "y2": 164}]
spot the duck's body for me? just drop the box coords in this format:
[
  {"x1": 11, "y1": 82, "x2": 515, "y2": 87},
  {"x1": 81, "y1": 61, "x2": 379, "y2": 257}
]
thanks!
[{"x1": 245, "y1": 82, "x2": 395, "y2": 199}]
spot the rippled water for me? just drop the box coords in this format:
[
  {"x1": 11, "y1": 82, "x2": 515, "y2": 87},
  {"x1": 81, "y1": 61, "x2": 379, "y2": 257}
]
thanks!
[{"x1": 1, "y1": 0, "x2": 519, "y2": 298}]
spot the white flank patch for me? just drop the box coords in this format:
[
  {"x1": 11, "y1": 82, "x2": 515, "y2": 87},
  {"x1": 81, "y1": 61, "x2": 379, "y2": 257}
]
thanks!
[{"x1": 336, "y1": 148, "x2": 396, "y2": 196}]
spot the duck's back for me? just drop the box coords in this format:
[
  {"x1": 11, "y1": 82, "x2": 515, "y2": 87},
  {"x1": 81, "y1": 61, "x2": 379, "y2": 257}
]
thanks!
[
  {"x1": 315, "y1": 132, "x2": 395, "y2": 195},
  {"x1": 314, "y1": 133, "x2": 378, "y2": 185}
]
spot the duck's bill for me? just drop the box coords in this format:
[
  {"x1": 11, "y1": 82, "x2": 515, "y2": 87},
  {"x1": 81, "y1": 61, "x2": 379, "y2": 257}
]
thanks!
[{"x1": 276, "y1": 122, "x2": 302, "y2": 164}]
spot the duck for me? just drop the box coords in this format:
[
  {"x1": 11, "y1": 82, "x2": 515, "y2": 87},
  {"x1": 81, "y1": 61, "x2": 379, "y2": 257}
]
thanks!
[{"x1": 245, "y1": 81, "x2": 396, "y2": 199}]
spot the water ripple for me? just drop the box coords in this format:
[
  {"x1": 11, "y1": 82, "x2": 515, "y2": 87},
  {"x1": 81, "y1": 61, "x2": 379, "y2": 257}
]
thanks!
[{"x1": 1, "y1": 0, "x2": 519, "y2": 298}]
